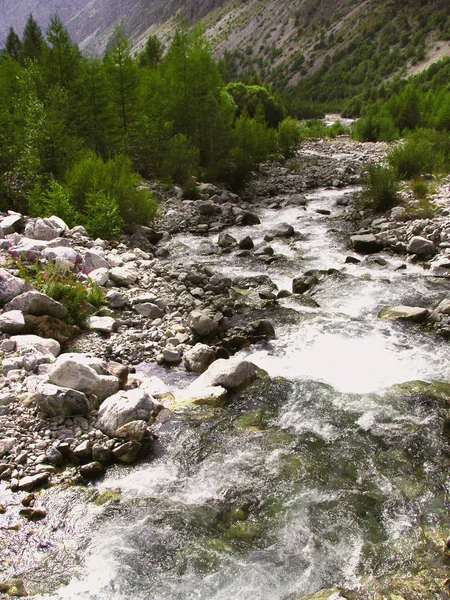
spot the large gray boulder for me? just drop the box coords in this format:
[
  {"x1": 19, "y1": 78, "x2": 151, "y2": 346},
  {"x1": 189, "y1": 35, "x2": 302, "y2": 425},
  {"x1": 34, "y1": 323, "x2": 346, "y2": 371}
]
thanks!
[
  {"x1": 191, "y1": 358, "x2": 259, "y2": 391},
  {"x1": 36, "y1": 383, "x2": 93, "y2": 417},
  {"x1": 184, "y1": 343, "x2": 216, "y2": 373},
  {"x1": 5, "y1": 291, "x2": 68, "y2": 320},
  {"x1": 350, "y1": 234, "x2": 383, "y2": 254},
  {"x1": 0, "y1": 213, "x2": 24, "y2": 235},
  {"x1": 42, "y1": 246, "x2": 80, "y2": 264},
  {"x1": 24, "y1": 217, "x2": 62, "y2": 240},
  {"x1": 109, "y1": 265, "x2": 139, "y2": 286},
  {"x1": 134, "y1": 303, "x2": 164, "y2": 319},
  {"x1": 83, "y1": 251, "x2": 110, "y2": 273},
  {"x1": 407, "y1": 236, "x2": 436, "y2": 257},
  {"x1": 187, "y1": 310, "x2": 219, "y2": 337},
  {"x1": 47, "y1": 359, "x2": 119, "y2": 401},
  {"x1": 95, "y1": 388, "x2": 155, "y2": 437},
  {"x1": 87, "y1": 316, "x2": 118, "y2": 334},
  {"x1": 268, "y1": 223, "x2": 295, "y2": 238},
  {"x1": 10, "y1": 334, "x2": 61, "y2": 357},
  {"x1": 0, "y1": 269, "x2": 27, "y2": 305}
]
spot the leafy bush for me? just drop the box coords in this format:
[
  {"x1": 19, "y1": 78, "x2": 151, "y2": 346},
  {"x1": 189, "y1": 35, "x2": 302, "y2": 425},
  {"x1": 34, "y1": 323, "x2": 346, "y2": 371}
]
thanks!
[
  {"x1": 387, "y1": 132, "x2": 436, "y2": 179},
  {"x1": 82, "y1": 190, "x2": 124, "y2": 239},
  {"x1": 66, "y1": 153, "x2": 157, "y2": 225},
  {"x1": 161, "y1": 135, "x2": 200, "y2": 185},
  {"x1": 27, "y1": 179, "x2": 79, "y2": 227},
  {"x1": 278, "y1": 117, "x2": 301, "y2": 157},
  {"x1": 358, "y1": 162, "x2": 400, "y2": 212}
]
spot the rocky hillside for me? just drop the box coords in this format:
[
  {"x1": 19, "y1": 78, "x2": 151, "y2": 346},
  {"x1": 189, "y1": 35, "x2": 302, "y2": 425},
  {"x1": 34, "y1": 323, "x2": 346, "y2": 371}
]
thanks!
[{"x1": 1, "y1": 0, "x2": 449, "y2": 91}]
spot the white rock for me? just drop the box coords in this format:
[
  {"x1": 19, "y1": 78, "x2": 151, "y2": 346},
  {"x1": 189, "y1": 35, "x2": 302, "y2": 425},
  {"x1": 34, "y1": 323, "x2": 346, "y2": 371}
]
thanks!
[
  {"x1": 0, "y1": 310, "x2": 26, "y2": 334},
  {"x1": 189, "y1": 358, "x2": 259, "y2": 391},
  {"x1": 88, "y1": 267, "x2": 109, "y2": 285},
  {"x1": 10, "y1": 334, "x2": 60, "y2": 357},
  {"x1": 110, "y1": 265, "x2": 139, "y2": 286},
  {"x1": 87, "y1": 316, "x2": 117, "y2": 334},
  {"x1": 95, "y1": 388, "x2": 155, "y2": 437}
]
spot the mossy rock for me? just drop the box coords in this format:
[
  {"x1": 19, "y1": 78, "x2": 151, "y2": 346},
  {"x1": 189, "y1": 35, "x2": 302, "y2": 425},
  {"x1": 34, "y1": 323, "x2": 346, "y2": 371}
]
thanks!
[
  {"x1": 233, "y1": 409, "x2": 265, "y2": 431},
  {"x1": 386, "y1": 380, "x2": 450, "y2": 409},
  {"x1": 0, "y1": 579, "x2": 27, "y2": 597},
  {"x1": 377, "y1": 306, "x2": 429, "y2": 322},
  {"x1": 92, "y1": 489, "x2": 122, "y2": 506},
  {"x1": 297, "y1": 588, "x2": 347, "y2": 600},
  {"x1": 222, "y1": 507, "x2": 246, "y2": 525},
  {"x1": 224, "y1": 520, "x2": 261, "y2": 543}
]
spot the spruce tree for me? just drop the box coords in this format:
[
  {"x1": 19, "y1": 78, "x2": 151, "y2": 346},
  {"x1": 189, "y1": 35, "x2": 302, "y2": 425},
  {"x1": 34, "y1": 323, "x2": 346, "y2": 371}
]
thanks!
[
  {"x1": 22, "y1": 14, "x2": 45, "y2": 62},
  {"x1": 4, "y1": 27, "x2": 22, "y2": 61},
  {"x1": 45, "y1": 14, "x2": 81, "y2": 88}
]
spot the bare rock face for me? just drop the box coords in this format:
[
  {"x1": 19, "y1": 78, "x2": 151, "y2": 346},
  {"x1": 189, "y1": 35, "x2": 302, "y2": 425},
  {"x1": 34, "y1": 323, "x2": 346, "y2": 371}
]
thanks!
[
  {"x1": 95, "y1": 388, "x2": 155, "y2": 437},
  {"x1": 190, "y1": 358, "x2": 260, "y2": 391},
  {"x1": 350, "y1": 234, "x2": 383, "y2": 254},
  {"x1": 0, "y1": 310, "x2": 26, "y2": 334}
]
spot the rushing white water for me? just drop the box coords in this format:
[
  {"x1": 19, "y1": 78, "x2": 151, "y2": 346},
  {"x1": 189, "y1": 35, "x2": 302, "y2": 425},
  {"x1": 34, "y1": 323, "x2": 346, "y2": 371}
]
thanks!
[{"x1": 41, "y1": 187, "x2": 450, "y2": 600}]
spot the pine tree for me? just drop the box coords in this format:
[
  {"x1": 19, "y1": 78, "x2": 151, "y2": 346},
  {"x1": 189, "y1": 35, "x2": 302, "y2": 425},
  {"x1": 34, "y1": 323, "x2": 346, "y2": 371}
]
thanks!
[
  {"x1": 45, "y1": 14, "x2": 81, "y2": 88},
  {"x1": 4, "y1": 27, "x2": 22, "y2": 61},
  {"x1": 139, "y1": 35, "x2": 163, "y2": 69},
  {"x1": 103, "y1": 25, "x2": 140, "y2": 151},
  {"x1": 22, "y1": 14, "x2": 45, "y2": 62}
]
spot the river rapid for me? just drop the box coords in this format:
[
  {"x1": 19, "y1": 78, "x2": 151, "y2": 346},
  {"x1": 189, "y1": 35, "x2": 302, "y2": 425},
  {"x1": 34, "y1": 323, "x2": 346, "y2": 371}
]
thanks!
[{"x1": 25, "y1": 183, "x2": 450, "y2": 600}]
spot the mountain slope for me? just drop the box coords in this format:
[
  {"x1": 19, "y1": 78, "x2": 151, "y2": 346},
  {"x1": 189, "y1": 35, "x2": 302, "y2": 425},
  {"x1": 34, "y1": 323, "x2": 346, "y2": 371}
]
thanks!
[{"x1": 1, "y1": 0, "x2": 449, "y2": 102}]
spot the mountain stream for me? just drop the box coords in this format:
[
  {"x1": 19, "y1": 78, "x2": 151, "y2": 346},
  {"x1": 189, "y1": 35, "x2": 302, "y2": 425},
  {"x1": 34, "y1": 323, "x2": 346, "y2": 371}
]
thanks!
[{"x1": 36, "y1": 186, "x2": 450, "y2": 600}]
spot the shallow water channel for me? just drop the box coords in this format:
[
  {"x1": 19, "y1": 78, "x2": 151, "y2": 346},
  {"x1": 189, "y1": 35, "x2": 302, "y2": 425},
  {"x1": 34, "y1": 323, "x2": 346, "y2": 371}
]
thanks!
[{"x1": 42, "y1": 188, "x2": 450, "y2": 599}]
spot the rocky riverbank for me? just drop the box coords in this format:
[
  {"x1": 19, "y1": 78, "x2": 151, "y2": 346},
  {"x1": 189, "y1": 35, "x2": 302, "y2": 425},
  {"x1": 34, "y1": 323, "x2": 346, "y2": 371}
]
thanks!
[{"x1": 1, "y1": 136, "x2": 450, "y2": 597}]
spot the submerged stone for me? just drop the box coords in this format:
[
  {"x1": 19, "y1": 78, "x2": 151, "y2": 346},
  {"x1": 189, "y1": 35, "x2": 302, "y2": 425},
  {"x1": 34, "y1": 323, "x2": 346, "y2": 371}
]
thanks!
[{"x1": 377, "y1": 305, "x2": 429, "y2": 322}]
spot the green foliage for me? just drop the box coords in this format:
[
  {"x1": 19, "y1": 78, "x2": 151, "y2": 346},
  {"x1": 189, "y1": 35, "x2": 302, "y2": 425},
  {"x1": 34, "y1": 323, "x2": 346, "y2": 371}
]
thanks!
[
  {"x1": 410, "y1": 178, "x2": 431, "y2": 200},
  {"x1": 4, "y1": 27, "x2": 22, "y2": 61},
  {"x1": 387, "y1": 132, "x2": 436, "y2": 179},
  {"x1": 27, "y1": 179, "x2": 79, "y2": 227},
  {"x1": 161, "y1": 135, "x2": 200, "y2": 185},
  {"x1": 9, "y1": 259, "x2": 105, "y2": 326},
  {"x1": 277, "y1": 117, "x2": 301, "y2": 157},
  {"x1": 139, "y1": 35, "x2": 163, "y2": 69},
  {"x1": 44, "y1": 14, "x2": 81, "y2": 89},
  {"x1": 225, "y1": 82, "x2": 285, "y2": 128},
  {"x1": 82, "y1": 190, "x2": 124, "y2": 239},
  {"x1": 358, "y1": 163, "x2": 401, "y2": 212},
  {"x1": 22, "y1": 14, "x2": 46, "y2": 62},
  {"x1": 66, "y1": 154, "x2": 157, "y2": 225}
]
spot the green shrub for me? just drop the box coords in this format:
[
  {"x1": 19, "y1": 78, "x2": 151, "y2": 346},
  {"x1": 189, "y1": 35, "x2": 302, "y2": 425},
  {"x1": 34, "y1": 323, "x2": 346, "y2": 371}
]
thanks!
[
  {"x1": 358, "y1": 162, "x2": 400, "y2": 212},
  {"x1": 387, "y1": 131, "x2": 436, "y2": 179},
  {"x1": 410, "y1": 178, "x2": 430, "y2": 199},
  {"x1": 66, "y1": 153, "x2": 157, "y2": 225},
  {"x1": 278, "y1": 117, "x2": 301, "y2": 157},
  {"x1": 161, "y1": 135, "x2": 200, "y2": 185},
  {"x1": 82, "y1": 191, "x2": 124, "y2": 239},
  {"x1": 27, "y1": 179, "x2": 79, "y2": 227},
  {"x1": 41, "y1": 263, "x2": 105, "y2": 325}
]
